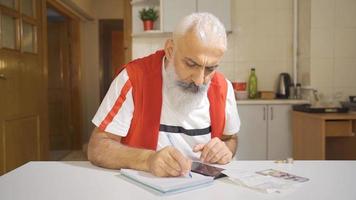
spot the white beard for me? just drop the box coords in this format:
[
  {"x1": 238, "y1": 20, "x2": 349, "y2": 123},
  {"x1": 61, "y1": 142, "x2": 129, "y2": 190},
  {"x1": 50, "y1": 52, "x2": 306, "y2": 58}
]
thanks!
[{"x1": 163, "y1": 62, "x2": 210, "y2": 114}]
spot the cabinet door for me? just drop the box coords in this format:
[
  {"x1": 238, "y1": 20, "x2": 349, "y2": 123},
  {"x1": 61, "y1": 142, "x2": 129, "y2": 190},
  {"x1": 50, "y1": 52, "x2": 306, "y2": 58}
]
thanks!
[
  {"x1": 235, "y1": 105, "x2": 267, "y2": 160},
  {"x1": 161, "y1": 0, "x2": 196, "y2": 32},
  {"x1": 267, "y1": 105, "x2": 293, "y2": 160},
  {"x1": 197, "y1": 0, "x2": 231, "y2": 31}
]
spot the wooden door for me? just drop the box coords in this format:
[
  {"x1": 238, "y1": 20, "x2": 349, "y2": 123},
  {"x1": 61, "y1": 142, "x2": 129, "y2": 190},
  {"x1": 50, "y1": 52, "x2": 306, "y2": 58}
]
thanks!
[
  {"x1": 123, "y1": 0, "x2": 132, "y2": 63},
  {"x1": 235, "y1": 104, "x2": 268, "y2": 160},
  {"x1": 45, "y1": 1, "x2": 83, "y2": 156},
  {"x1": 99, "y1": 20, "x2": 124, "y2": 99},
  {"x1": 47, "y1": 19, "x2": 72, "y2": 157},
  {"x1": 0, "y1": 0, "x2": 47, "y2": 174}
]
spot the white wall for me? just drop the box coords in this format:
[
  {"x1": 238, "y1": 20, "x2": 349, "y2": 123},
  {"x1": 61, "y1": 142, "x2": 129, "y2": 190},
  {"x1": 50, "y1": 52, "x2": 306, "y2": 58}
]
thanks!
[
  {"x1": 220, "y1": 0, "x2": 293, "y2": 91},
  {"x1": 80, "y1": 0, "x2": 124, "y2": 142},
  {"x1": 307, "y1": 0, "x2": 356, "y2": 99}
]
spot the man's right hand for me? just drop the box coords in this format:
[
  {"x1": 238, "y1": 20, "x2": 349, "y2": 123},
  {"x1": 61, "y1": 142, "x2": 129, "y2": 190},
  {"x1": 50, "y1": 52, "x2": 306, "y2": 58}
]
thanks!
[{"x1": 146, "y1": 146, "x2": 192, "y2": 177}]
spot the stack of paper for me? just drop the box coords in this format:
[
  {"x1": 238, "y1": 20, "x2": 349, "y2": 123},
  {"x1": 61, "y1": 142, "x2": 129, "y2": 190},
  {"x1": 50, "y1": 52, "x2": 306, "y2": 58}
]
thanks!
[
  {"x1": 223, "y1": 169, "x2": 309, "y2": 193},
  {"x1": 120, "y1": 169, "x2": 214, "y2": 194}
]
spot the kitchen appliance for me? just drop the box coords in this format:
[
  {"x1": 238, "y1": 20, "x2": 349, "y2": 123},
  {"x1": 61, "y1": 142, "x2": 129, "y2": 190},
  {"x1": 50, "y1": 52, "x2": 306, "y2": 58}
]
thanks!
[
  {"x1": 350, "y1": 96, "x2": 356, "y2": 103},
  {"x1": 293, "y1": 104, "x2": 349, "y2": 113},
  {"x1": 276, "y1": 73, "x2": 292, "y2": 99}
]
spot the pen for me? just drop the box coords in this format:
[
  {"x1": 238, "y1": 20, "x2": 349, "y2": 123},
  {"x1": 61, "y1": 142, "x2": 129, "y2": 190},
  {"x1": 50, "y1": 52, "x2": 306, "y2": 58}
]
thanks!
[{"x1": 166, "y1": 134, "x2": 192, "y2": 178}]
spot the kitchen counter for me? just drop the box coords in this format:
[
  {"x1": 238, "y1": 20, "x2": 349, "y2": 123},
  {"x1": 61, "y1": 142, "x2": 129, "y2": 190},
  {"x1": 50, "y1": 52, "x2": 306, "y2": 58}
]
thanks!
[
  {"x1": 237, "y1": 99, "x2": 309, "y2": 105},
  {"x1": 1, "y1": 161, "x2": 356, "y2": 200}
]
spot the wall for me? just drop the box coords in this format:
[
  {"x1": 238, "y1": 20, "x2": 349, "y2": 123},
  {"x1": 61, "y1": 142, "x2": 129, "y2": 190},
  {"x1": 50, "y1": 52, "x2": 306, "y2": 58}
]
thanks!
[
  {"x1": 80, "y1": 0, "x2": 124, "y2": 142},
  {"x1": 71, "y1": 0, "x2": 94, "y2": 16},
  {"x1": 132, "y1": 0, "x2": 294, "y2": 91},
  {"x1": 298, "y1": 0, "x2": 356, "y2": 100},
  {"x1": 220, "y1": 0, "x2": 293, "y2": 91}
]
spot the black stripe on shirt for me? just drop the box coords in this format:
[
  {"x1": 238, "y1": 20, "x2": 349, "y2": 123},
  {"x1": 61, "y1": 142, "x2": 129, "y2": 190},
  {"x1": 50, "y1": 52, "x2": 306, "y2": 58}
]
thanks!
[{"x1": 159, "y1": 124, "x2": 211, "y2": 136}]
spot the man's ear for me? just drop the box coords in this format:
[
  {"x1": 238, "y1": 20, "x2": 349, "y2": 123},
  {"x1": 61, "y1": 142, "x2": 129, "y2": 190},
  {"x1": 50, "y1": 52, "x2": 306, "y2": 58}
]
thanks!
[{"x1": 164, "y1": 39, "x2": 174, "y2": 60}]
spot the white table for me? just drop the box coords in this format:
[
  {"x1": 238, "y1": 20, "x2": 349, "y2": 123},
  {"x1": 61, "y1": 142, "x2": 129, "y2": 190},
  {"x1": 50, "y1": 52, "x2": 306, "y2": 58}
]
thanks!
[{"x1": 0, "y1": 161, "x2": 355, "y2": 200}]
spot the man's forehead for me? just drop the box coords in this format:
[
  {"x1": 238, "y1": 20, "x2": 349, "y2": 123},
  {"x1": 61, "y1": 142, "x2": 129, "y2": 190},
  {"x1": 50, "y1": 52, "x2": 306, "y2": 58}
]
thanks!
[
  {"x1": 176, "y1": 32, "x2": 225, "y2": 64},
  {"x1": 177, "y1": 44, "x2": 224, "y2": 66}
]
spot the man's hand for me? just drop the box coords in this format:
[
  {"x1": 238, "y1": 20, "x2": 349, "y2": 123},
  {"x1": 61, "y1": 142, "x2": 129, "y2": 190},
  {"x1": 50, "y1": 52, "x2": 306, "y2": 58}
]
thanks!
[
  {"x1": 146, "y1": 146, "x2": 192, "y2": 177},
  {"x1": 193, "y1": 137, "x2": 233, "y2": 164}
]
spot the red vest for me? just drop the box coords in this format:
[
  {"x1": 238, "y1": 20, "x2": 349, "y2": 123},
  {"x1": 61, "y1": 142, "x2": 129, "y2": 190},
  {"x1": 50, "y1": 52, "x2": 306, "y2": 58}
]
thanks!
[{"x1": 119, "y1": 50, "x2": 227, "y2": 150}]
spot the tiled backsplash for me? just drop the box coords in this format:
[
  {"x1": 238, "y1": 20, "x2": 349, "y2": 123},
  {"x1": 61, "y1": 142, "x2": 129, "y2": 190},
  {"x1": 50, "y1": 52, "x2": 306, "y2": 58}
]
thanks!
[
  {"x1": 298, "y1": 0, "x2": 356, "y2": 100},
  {"x1": 132, "y1": 0, "x2": 356, "y2": 99}
]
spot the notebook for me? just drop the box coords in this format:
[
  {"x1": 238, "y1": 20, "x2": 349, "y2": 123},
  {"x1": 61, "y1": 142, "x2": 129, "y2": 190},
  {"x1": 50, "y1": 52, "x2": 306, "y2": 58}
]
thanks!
[{"x1": 120, "y1": 169, "x2": 214, "y2": 194}]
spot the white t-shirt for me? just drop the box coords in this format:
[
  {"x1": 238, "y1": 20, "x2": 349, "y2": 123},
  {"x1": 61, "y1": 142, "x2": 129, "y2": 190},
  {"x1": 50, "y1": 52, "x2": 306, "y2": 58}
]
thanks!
[{"x1": 92, "y1": 59, "x2": 240, "y2": 160}]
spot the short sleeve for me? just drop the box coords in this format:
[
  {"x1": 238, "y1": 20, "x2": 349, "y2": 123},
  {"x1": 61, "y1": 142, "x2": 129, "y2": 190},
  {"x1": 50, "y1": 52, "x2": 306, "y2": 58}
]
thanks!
[
  {"x1": 92, "y1": 69, "x2": 134, "y2": 137},
  {"x1": 223, "y1": 79, "x2": 241, "y2": 135}
]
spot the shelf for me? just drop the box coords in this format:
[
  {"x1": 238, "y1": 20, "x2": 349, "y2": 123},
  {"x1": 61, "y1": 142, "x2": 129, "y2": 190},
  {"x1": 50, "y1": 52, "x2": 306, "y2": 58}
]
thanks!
[
  {"x1": 131, "y1": 0, "x2": 158, "y2": 6},
  {"x1": 132, "y1": 30, "x2": 172, "y2": 38}
]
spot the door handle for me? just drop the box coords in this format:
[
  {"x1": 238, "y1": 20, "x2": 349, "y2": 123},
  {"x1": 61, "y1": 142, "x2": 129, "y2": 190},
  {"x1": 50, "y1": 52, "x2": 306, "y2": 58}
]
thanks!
[
  {"x1": 270, "y1": 106, "x2": 274, "y2": 120},
  {"x1": 263, "y1": 106, "x2": 266, "y2": 120},
  {"x1": 0, "y1": 73, "x2": 6, "y2": 80}
]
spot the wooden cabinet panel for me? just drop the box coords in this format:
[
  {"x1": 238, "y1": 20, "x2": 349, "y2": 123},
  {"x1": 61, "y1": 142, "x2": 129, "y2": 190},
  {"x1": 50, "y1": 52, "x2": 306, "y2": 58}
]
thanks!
[
  {"x1": 3, "y1": 115, "x2": 40, "y2": 172},
  {"x1": 0, "y1": 124, "x2": 3, "y2": 174}
]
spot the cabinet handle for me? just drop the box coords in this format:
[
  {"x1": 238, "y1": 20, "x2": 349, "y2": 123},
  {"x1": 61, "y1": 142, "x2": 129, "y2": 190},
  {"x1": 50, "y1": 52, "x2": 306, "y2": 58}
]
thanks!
[
  {"x1": 270, "y1": 106, "x2": 274, "y2": 120},
  {"x1": 263, "y1": 106, "x2": 266, "y2": 120}
]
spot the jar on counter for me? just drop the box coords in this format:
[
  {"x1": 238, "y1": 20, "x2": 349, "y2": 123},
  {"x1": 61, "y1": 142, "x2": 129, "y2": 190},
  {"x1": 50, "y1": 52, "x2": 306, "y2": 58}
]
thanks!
[{"x1": 296, "y1": 83, "x2": 302, "y2": 99}]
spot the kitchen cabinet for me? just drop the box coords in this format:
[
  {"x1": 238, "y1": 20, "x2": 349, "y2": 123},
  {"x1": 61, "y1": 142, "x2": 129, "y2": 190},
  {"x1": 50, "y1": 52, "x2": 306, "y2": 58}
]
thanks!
[
  {"x1": 235, "y1": 105, "x2": 268, "y2": 160},
  {"x1": 196, "y1": 0, "x2": 231, "y2": 32},
  {"x1": 235, "y1": 104, "x2": 293, "y2": 160},
  {"x1": 161, "y1": 0, "x2": 196, "y2": 33},
  {"x1": 132, "y1": 0, "x2": 231, "y2": 36}
]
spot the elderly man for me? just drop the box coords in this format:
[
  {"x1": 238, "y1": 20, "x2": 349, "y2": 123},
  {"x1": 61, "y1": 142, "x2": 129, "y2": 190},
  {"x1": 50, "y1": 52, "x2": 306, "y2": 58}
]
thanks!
[{"x1": 88, "y1": 13, "x2": 240, "y2": 177}]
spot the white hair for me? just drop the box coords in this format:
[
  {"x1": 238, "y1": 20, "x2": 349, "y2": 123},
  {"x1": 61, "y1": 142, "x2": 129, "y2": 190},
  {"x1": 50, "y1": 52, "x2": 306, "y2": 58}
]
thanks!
[{"x1": 173, "y1": 12, "x2": 227, "y2": 51}]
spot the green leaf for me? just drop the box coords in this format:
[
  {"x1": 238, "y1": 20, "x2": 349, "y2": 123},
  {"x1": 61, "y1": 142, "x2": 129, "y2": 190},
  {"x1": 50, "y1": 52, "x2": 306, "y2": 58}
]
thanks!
[{"x1": 139, "y1": 7, "x2": 158, "y2": 21}]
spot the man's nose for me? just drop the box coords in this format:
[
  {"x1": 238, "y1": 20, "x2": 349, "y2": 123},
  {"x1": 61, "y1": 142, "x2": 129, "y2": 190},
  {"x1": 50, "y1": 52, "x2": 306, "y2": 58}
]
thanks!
[{"x1": 192, "y1": 69, "x2": 205, "y2": 86}]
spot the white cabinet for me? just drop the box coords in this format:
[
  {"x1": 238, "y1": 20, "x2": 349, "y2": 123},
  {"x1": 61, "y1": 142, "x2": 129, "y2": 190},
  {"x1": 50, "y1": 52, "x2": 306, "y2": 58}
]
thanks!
[
  {"x1": 235, "y1": 104, "x2": 293, "y2": 160},
  {"x1": 132, "y1": 0, "x2": 232, "y2": 36},
  {"x1": 161, "y1": 0, "x2": 196, "y2": 33},
  {"x1": 235, "y1": 105, "x2": 267, "y2": 160},
  {"x1": 197, "y1": 0, "x2": 231, "y2": 32},
  {"x1": 267, "y1": 105, "x2": 293, "y2": 160}
]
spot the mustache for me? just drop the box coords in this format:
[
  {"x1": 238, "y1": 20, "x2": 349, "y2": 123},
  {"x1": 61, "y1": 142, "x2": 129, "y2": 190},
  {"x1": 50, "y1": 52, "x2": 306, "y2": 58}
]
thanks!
[{"x1": 176, "y1": 81, "x2": 208, "y2": 93}]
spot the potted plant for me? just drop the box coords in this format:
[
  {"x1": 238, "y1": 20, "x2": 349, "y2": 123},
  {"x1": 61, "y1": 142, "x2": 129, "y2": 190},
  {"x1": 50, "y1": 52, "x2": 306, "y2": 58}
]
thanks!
[{"x1": 139, "y1": 7, "x2": 158, "y2": 31}]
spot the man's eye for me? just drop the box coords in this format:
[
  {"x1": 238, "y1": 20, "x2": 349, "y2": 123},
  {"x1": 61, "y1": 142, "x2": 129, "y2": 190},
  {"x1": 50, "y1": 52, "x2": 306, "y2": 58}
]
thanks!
[
  {"x1": 185, "y1": 61, "x2": 196, "y2": 68},
  {"x1": 206, "y1": 66, "x2": 217, "y2": 72}
]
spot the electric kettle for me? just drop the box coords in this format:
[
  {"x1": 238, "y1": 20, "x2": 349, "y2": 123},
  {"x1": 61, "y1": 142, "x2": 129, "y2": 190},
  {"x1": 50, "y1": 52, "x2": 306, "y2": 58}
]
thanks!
[{"x1": 276, "y1": 73, "x2": 292, "y2": 99}]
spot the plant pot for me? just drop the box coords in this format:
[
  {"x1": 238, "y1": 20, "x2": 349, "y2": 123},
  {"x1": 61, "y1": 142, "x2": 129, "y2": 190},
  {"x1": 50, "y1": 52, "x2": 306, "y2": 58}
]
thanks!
[{"x1": 143, "y1": 20, "x2": 154, "y2": 31}]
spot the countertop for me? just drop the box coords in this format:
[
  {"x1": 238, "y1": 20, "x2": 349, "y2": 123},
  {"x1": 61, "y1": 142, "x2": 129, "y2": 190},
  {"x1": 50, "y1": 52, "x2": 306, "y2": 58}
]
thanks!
[
  {"x1": 237, "y1": 99, "x2": 309, "y2": 105},
  {"x1": 1, "y1": 161, "x2": 355, "y2": 200}
]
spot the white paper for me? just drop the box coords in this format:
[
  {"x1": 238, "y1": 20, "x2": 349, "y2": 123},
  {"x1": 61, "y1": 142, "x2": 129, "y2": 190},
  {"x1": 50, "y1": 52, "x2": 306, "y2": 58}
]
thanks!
[
  {"x1": 223, "y1": 169, "x2": 300, "y2": 193},
  {"x1": 120, "y1": 169, "x2": 214, "y2": 193}
]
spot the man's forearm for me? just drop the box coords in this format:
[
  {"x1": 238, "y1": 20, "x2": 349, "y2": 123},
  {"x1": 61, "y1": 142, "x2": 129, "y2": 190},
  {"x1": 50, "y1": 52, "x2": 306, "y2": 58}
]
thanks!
[
  {"x1": 222, "y1": 135, "x2": 238, "y2": 156},
  {"x1": 87, "y1": 129, "x2": 155, "y2": 171}
]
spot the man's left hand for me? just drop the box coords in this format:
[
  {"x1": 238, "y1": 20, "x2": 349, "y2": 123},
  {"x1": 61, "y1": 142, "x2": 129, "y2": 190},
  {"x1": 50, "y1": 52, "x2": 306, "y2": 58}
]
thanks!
[{"x1": 193, "y1": 137, "x2": 232, "y2": 164}]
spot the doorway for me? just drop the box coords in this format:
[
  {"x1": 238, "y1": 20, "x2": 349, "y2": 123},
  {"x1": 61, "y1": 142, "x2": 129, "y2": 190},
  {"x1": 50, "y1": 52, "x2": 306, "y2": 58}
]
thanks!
[
  {"x1": 99, "y1": 19, "x2": 125, "y2": 100},
  {"x1": 46, "y1": 4, "x2": 81, "y2": 160}
]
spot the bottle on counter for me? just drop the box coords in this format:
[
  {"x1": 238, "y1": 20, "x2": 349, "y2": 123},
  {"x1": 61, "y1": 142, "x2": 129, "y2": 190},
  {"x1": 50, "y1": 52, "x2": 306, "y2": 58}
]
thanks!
[
  {"x1": 248, "y1": 68, "x2": 258, "y2": 99},
  {"x1": 296, "y1": 83, "x2": 302, "y2": 99}
]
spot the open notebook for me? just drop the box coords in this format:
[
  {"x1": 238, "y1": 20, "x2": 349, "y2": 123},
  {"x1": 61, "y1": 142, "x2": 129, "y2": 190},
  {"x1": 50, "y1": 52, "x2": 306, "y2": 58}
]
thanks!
[{"x1": 120, "y1": 169, "x2": 214, "y2": 194}]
